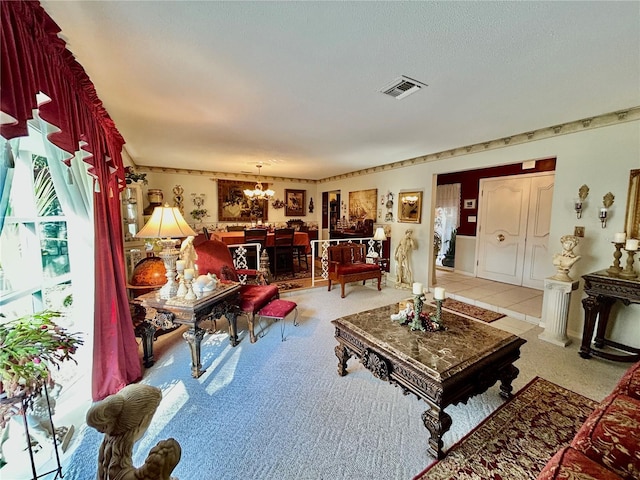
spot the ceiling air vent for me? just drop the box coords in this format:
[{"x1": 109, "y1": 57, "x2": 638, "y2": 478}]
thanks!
[{"x1": 379, "y1": 75, "x2": 427, "y2": 100}]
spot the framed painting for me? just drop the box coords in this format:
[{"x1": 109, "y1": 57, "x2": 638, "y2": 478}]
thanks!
[
  {"x1": 218, "y1": 179, "x2": 269, "y2": 221},
  {"x1": 398, "y1": 191, "x2": 423, "y2": 223},
  {"x1": 285, "y1": 189, "x2": 306, "y2": 216},
  {"x1": 625, "y1": 169, "x2": 640, "y2": 239},
  {"x1": 348, "y1": 188, "x2": 377, "y2": 221}
]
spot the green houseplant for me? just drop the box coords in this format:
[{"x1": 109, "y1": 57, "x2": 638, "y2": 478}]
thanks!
[
  {"x1": 442, "y1": 228, "x2": 457, "y2": 268},
  {"x1": 0, "y1": 310, "x2": 83, "y2": 416}
]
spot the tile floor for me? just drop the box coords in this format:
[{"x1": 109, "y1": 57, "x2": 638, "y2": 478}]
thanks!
[{"x1": 435, "y1": 269, "x2": 543, "y2": 326}]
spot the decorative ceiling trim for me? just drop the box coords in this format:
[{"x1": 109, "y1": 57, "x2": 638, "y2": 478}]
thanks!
[
  {"x1": 318, "y1": 106, "x2": 640, "y2": 183},
  {"x1": 133, "y1": 106, "x2": 639, "y2": 184},
  {"x1": 136, "y1": 167, "x2": 316, "y2": 185}
]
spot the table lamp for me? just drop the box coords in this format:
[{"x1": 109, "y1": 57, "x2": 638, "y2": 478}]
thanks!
[
  {"x1": 136, "y1": 204, "x2": 196, "y2": 299},
  {"x1": 373, "y1": 227, "x2": 386, "y2": 257}
]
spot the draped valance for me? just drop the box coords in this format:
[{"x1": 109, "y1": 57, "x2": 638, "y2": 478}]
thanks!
[{"x1": 1, "y1": 1, "x2": 141, "y2": 400}]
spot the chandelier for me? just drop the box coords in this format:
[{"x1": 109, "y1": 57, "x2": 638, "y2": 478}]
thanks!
[{"x1": 244, "y1": 164, "x2": 275, "y2": 200}]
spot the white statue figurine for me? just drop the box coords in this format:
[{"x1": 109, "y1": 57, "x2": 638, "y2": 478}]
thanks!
[
  {"x1": 395, "y1": 228, "x2": 417, "y2": 286},
  {"x1": 180, "y1": 235, "x2": 197, "y2": 271},
  {"x1": 86, "y1": 383, "x2": 181, "y2": 480},
  {"x1": 551, "y1": 234, "x2": 581, "y2": 282}
]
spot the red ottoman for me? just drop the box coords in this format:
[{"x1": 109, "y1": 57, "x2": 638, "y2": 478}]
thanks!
[{"x1": 257, "y1": 299, "x2": 298, "y2": 341}]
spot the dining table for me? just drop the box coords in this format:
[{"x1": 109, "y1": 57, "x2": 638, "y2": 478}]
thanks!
[{"x1": 212, "y1": 230, "x2": 312, "y2": 253}]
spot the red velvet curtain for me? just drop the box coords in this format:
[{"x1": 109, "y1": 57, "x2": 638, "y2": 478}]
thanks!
[{"x1": 1, "y1": 1, "x2": 142, "y2": 400}]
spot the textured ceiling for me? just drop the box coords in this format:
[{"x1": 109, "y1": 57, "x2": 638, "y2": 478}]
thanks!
[{"x1": 40, "y1": 1, "x2": 640, "y2": 180}]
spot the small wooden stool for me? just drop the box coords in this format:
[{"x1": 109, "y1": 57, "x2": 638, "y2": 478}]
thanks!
[{"x1": 257, "y1": 299, "x2": 298, "y2": 341}]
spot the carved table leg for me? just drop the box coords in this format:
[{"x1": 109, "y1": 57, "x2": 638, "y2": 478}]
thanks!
[
  {"x1": 498, "y1": 364, "x2": 519, "y2": 399},
  {"x1": 183, "y1": 327, "x2": 206, "y2": 378},
  {"x1": 594, "y1": 297, "x2": 615, "y2": 348},
  {"x1": 580, "y1": 295, "x2": 599, "y2": 358},
  {"x1": 334, "y1": 343, "x2": 350, "y2": 376},
  {"x1": 227, "y1": 312, "x2": 239, "y2": 346},
  {"x1": 422, "y1": 405, "x2": 452, "y2": 460},
  {"x1": 135, "y1": 321, "x2": 157, "y2": 368}
]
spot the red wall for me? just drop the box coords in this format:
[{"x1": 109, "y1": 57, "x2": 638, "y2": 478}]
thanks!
[{"x1": 437, "y1": 158, "x2": 556, "y2": 236}]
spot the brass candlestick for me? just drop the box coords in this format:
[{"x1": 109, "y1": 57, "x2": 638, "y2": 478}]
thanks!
[
  {"x1": 606, "y1": 242, "x2": 625, "y2": 276},
  {"x1": 619, "y1": 249, "x2": 638, "y2": 280}
]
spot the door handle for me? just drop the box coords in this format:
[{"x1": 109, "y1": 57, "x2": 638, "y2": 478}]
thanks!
[{"x1": 496, "y1": 234, "x2": 505, "y2": 242}]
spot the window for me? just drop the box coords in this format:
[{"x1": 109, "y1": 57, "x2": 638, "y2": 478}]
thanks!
[{"x1": 0, "y1": 132, "x2": 71, "y2": 318}]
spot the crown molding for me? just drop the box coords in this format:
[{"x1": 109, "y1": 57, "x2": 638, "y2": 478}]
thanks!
[
  {"x1": 136, "y1": 166, "x2": 316, "y2": 185},
  {"x1": 132, "y1": 106, "x2": 639, "y2": 185},
  {"x1": 318, "y1": 106, "x2": 640, "y2": 183}
]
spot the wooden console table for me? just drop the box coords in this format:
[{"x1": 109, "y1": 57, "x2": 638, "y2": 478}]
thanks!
[
  {"x1": 135, "y1": 282, "x2": 241, "y2": 377},
  {"x1": 332, "y1": 304, "x2": 526, "y2": 459},
  {"x1": 580, "y1": 270, "x2": 640, "y2": 362}
]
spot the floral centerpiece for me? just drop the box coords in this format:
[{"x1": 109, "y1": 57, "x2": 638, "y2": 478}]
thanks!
[{"x1": 0, "y1": 310, "x2": 83, "y2": 425}]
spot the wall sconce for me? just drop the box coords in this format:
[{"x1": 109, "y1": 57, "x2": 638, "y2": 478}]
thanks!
[
  {"x1": 600, "y1": 192, "x2": 615, "y2": 228},
  {"x1": 574, "y1": 184, "x2": 589, "y2": 219}
]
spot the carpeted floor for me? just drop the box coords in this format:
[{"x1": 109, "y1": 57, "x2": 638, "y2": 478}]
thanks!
[
  {"x1": 414, "y1": 377, "x2": 598, "y2": 480},
  {"x1": 19, "y1": 282, "x2": 629, "y2": 480},
  {"x1": 59, "y1": 287, "x2": 510, "y2": 480},
  {"x1": 435, "y1": 297, "x2": 505, "y2": 323}
]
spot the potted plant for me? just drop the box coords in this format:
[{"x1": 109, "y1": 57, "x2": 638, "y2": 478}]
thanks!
[
  {"x1": 442, "y1": 228, "x2": 457, "y2": 268},
  {"x1": 0, "y1": 310, "x2": 83, "y2": 425}
]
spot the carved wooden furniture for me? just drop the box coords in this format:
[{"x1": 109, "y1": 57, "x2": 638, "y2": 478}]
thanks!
[
  {"x1": 244, "y1": 228, "x2": 268, "y2": 270},
  {"x1": 273, "y1": 228, "x2": 295, "y2": 276},
  {"x1": 212, "y1": 230, "x2": 311, "y2": 253},
  {"x1": 580, "y1": 270, "x2": 640, "y2": 362},
  {"x1": 332, "y1": 303, "x2": 526, "y2": 459},
  {"x1": 195, "y1": 239, "x2": 279, "y2": 343},
  {"x1": 327, "y1": 243, "x2": 382, "y2": 298},
  {"x1": 135, "y1": 282, "x2": 241, "y2": 377}
]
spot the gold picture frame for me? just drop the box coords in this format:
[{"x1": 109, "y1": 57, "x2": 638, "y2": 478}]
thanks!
[
  {"x1": 218, "y1": 179, "x2": 269, "y2": 221},
  {"x1": 348, "y1": 189, "x2": 377, "y2": 221},
  {"x1": 624, "y1": 169, "x2": 640, "y2": 239},
  {"x1": 285, "y1": 189, "x2": 306, "y2": 216},
  {"x1": 398, "y1": 191, "x2": 423, "y2": 223}
]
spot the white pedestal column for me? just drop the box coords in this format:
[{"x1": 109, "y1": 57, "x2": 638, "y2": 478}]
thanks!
[{"x1": 538, "y1": 278, "x2": 579, "y2": 347}]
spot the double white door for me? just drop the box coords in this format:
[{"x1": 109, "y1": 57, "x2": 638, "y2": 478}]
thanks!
[{"x1": 476, "y1": 173, "x2": 555, "y2": 289}]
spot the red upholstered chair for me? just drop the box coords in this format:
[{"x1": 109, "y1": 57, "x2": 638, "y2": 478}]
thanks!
[{"x1": 195, "y1": 239, "x2": 279, "y2": 343}]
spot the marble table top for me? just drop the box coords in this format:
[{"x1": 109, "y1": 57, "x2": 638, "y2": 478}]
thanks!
[{"x1": 332, "y1": 303, "x2": 522, "y2": 383}]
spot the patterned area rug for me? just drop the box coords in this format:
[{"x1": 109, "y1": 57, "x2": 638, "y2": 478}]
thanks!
[
  {"x1": 275, "y1": 281, "x2": 304, "y2": 291},
  {"x1": 413, "y1": 377, "x2": 598, "y2": 480},
  {"x1": 435, "y1": 298, "x2": 505, "y2": 323}
]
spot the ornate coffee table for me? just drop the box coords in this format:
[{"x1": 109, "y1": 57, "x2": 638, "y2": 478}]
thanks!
[
  {"x1": 332, "y1": 303, "x2": 526, "y2": 459},
  {"x1": 135, "y1": 282, "x2": 241, "y2": 378}
]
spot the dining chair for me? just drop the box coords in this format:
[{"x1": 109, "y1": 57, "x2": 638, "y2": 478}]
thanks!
[
  {"x1": 273, "y1": 228, "x2": 295, "y2": 277},
  {"x1": 244, "y1": 228, "x2": 268, "y2": 270},
  {"x1": 293, "y1": 230, "x2": 309, "y2": 271}
]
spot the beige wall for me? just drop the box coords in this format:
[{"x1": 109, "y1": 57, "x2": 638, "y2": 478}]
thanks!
[{"x1": 136, "y1": 116, "x2": 640, "y2": 346}]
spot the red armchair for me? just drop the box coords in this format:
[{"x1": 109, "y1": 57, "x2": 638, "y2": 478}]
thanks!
[{"x1": 195, "y1": 240, "x2": 279, "y2": 343}]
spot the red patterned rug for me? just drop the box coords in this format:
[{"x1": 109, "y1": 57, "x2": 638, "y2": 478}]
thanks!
[
  {"x1": 413, "y1": 377, "x2": 598, "y2": 480},
  {"x1": 434, "y1": 298, "x2": 505, "y2": 323}
]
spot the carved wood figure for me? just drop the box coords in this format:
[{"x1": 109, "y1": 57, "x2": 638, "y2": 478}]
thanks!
[{"x1": 86, "y1": 384, "x2": 181, "y2": 480}]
